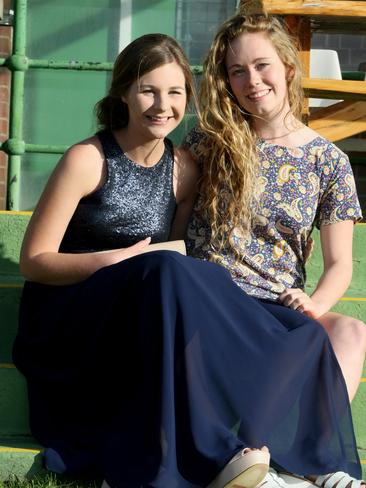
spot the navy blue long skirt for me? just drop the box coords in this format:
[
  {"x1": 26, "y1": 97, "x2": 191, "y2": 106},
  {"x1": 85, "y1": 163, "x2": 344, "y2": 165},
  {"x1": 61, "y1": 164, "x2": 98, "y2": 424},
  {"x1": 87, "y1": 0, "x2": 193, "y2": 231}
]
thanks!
[{"x1": 13, "y1": 251, "x2": 361, "y2": 487}]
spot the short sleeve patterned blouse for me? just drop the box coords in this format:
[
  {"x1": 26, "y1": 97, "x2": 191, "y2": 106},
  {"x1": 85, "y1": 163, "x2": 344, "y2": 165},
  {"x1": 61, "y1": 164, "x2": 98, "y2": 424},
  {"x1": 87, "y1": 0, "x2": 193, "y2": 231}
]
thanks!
[{"x1": 184, "y1": 129, "x2": 363, "y2": 301}]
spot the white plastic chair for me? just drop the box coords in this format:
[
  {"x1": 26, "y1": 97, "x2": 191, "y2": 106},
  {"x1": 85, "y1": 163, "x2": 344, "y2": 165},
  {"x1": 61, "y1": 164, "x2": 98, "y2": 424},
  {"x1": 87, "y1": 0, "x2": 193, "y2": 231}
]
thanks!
[{"x1": 309, "y1": 49, "x2": 343, "y2": 107}]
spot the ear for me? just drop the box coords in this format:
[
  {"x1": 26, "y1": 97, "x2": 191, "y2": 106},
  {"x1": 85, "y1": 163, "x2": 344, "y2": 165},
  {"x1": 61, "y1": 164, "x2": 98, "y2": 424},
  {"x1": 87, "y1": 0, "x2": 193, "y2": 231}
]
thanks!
[{"x1": 286, "y1": 66, "x2": 295, "y2": 82}]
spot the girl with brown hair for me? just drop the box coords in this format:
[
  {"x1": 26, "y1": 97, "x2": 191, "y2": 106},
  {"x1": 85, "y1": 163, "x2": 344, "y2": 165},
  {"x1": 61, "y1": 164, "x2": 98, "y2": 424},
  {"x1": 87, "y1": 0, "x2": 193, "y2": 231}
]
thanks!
[{"x1": 14, "y1": 32, "x2": 273, "y2": 488}]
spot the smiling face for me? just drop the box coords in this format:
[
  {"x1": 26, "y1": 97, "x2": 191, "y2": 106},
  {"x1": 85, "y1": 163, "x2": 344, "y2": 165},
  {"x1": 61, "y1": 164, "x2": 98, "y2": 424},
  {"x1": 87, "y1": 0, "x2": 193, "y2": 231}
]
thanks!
[
  {"x1": 122, "y1": 61, "x2": 187, "y2": 142},
  {"x1": 225, "y1": 31, "x2": 291, "y2": 122}
]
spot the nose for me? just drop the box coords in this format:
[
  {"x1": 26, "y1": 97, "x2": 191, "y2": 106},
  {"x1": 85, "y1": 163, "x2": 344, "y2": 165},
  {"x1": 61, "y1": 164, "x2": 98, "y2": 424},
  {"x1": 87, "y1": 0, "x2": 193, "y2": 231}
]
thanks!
[
  {"x1": 154, "y1": 93, "x2": 168, "y2": 111},
  {"x1": 247, "y1": 68, "x2": 261, "y2": 86}
]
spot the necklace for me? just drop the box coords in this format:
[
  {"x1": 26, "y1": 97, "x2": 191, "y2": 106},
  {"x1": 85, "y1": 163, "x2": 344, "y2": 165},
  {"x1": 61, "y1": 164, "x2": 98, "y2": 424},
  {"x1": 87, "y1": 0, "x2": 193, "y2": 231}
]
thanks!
[
  {"x1": 258, "y1": 124, "x2": 305, "y2": 141},
  {"x1": 259, "y1": 131, "x2": 295, "y2": 141}
]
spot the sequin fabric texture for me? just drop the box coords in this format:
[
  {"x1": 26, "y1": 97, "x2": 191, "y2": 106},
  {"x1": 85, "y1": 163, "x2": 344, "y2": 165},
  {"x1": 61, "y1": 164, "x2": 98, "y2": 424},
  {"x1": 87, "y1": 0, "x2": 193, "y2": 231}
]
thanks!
[
  {"x1": 60, "y1": 130, "x2": 176, "y2": 252},
  {"x1": 184, "y1": 129, "x2": 362, "y2": 300}
]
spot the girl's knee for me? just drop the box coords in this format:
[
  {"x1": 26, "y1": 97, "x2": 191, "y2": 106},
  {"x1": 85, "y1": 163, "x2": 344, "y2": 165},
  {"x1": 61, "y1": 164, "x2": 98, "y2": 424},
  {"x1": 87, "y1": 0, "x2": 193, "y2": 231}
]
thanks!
[
  {"x1": 138, "y1": 250, "x2": 187, "y2": 282},
  {"x1": 352, "y1": 318, "x2": 366, "y2": 351},
  {"x1": 324, "y1": 314, "x2": 366, "y2": 351},
  {"x1": 340, "y1": 316, "x2": 366, "y2": 351}
]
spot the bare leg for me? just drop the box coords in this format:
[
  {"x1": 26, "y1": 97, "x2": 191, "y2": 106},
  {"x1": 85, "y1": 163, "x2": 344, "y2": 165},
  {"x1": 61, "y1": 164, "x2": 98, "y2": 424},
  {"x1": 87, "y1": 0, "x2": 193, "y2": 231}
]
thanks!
[
  {"x1": 298, "y1": 314, "x2": 366, "y2": 486},
  {"x1": 318, "y1": 312, "x2": 366, "y2": 401}
]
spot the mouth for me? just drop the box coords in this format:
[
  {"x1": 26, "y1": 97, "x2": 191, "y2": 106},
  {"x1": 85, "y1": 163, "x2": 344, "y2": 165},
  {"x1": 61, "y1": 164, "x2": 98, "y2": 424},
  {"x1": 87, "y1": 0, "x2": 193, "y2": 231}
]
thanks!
[
  {"x1": 146, "y1": 115, "x2": 173, "y2": 124},
  {"x1": 247, "y1": 89, "x2": 271, "y2": 101}
]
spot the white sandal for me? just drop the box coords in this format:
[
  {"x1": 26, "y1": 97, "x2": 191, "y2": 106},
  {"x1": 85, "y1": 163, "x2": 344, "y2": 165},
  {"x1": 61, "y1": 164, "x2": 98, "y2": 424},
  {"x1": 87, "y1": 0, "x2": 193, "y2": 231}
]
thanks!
[
  {"x1": 314, "y1": 472, "x2": 365, "y2": 488},
  {"x1": 277, "y1": 472, "x2": 318, "y2": 488},
  {"x1": 207, "y1": 448, "x2": 270, "y2": 488},
  {"x1": 259, "y1": 469, "x2": 317, "y2": 488}
]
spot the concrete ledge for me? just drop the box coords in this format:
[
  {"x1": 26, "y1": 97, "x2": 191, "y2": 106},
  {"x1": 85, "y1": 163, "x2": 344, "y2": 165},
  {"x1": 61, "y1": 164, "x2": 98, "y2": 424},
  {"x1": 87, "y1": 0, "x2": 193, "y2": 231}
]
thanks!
[
  {"x1": 0, "y1": 367, "x2": 30, "y2": 434},
  {"x1": 0, "y1": 285, "x2": 23, "y2": 362},
  {"x1": 0, "y1": 439, "x2": 44, "y2": 480}
]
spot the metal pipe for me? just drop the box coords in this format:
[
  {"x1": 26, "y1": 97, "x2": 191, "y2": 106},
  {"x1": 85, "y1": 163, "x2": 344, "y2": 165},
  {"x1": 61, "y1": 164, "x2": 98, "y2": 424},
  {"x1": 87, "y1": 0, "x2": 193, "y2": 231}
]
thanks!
[
  {"x1": 28, "y1": 59, "x2": 113, "y2": 71},
  {"x1": 1, "y1": 56, "x2": 203, "y2": 74},
  {"x1": 24, "y1": 143, "x2": 68, "y2": 154},
  {"x1": 0, "y1": 141, "x2": 68, "y2": 155},
  {"x1": 7, "y1": 0, "x2": 27, "y2": 210}
]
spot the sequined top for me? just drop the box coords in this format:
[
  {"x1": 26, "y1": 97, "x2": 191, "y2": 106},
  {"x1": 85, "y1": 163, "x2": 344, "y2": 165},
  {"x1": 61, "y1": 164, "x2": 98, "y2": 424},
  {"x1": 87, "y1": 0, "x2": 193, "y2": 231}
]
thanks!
[
  {"x1": 184, "y1": 128, "x2": 362, "y2": 300},
  {"x1": 60, "y1": 130, "x2": 176, "y2": 252}
]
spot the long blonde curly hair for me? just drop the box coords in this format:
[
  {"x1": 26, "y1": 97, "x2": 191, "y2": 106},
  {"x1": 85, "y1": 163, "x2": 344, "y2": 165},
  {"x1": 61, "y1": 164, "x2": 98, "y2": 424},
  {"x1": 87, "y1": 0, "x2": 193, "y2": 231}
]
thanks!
[{"x1": 197, "y1": 13, "x2": 304, "y2": 257}]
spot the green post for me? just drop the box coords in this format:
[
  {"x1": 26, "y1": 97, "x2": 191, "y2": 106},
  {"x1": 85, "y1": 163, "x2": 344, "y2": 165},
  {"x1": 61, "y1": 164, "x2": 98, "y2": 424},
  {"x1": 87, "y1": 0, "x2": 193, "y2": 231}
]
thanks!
[{"x1": 7, "y1": 0, "x2": 27, "y2": 211}]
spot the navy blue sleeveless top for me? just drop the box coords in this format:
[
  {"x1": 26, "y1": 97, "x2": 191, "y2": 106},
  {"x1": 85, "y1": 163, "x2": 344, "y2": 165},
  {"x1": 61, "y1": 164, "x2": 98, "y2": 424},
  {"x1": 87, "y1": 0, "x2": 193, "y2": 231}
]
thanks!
[{"x1": 59, "y1": 130, "x2": 177, "y2": 252}]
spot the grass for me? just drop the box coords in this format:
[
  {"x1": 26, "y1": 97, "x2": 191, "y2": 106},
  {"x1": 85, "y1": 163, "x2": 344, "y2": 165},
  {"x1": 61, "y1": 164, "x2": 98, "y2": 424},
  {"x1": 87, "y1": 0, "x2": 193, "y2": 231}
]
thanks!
[{"x1": 0, "y1": 475, "x2": 98, "y2": 488}]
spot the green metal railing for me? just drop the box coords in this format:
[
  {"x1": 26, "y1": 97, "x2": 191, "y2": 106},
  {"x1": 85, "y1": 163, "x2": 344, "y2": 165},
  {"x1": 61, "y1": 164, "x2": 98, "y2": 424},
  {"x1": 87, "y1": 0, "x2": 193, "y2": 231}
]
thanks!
[{"x1": 0, "y1": 0, "x2": 118, "y2": 210}]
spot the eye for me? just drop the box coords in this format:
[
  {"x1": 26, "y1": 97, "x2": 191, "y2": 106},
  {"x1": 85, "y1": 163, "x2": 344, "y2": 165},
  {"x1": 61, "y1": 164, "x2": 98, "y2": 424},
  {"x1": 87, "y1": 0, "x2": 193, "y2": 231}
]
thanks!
[
  {"x1": 141, "y1": 88, "x2": 154, "y2": 94},
  {"x1": 230, "y1": 67, "x2": 246, "y2": 76},
  {"x1": 256, "y1": 63, "x2": 269, "y2": 70},
  {"x1": 169, "y1": 90, "x2": 184, "y2": 95}
]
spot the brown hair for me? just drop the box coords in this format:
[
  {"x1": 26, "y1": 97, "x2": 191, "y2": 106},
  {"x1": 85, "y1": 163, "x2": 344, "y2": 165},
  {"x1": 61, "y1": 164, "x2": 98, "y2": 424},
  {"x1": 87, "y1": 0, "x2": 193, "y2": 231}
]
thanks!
[
  {"x1": 197, "y1": 13, "x2": 304, "y2": 258},
  {"x1": 96, "y1": 33, "x2": 196, "y2": 130}
]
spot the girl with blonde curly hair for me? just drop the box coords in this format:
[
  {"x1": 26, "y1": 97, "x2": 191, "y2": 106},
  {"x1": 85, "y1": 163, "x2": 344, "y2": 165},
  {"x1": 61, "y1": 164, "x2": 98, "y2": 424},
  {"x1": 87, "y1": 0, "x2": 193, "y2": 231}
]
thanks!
[{"x1": 185, "y1": 9, "x2": 366, "y2": 488}]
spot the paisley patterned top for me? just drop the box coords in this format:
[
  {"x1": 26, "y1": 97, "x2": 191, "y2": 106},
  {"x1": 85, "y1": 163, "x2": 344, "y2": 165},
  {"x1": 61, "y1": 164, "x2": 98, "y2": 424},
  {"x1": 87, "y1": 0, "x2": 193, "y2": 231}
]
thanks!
[{"x1": 184, "y1": 129, "x2": 362, "y2": 300}]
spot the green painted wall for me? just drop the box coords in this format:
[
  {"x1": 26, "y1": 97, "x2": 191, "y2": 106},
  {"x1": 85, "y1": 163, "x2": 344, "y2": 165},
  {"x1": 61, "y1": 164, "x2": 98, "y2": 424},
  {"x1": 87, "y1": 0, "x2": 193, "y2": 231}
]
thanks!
[
  {"x1": 0, "y1": 212, "x2": 30, "y2": 277},
  {"x1": 132, "y1": 0, "x2": 175, "y2": 38},
  {"x1": 20, "y1": 1, "x2": 123, "y2": 210},
  {"x1": 17, "y1": 0, "x2": 180, "y2": 211},
  {"x1": 13, "y1": 1, "x2": 198, "y2": 211}
]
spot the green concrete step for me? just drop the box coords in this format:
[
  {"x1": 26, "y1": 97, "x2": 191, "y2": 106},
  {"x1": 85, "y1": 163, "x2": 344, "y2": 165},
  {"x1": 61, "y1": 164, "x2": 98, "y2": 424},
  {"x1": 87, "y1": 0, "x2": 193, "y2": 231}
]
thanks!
[
  {"x1": 0, "y1": 367, "x2": 29, "y2": 435},
  {"x1": 305, "y1": 223, "x2": 366, "y2": 296},
  {"x1": 0, "y1": 211, "x2": 31, "y2": 268},
  {"x1": 0, "y1": 441, "x2": 364, "y2": 481},
  {"x1": 0, "y1": 284, "x2": 22, "y2": 363},
  {"x1": 0, "y1": 438, "x2": 44, "y2": 480}
]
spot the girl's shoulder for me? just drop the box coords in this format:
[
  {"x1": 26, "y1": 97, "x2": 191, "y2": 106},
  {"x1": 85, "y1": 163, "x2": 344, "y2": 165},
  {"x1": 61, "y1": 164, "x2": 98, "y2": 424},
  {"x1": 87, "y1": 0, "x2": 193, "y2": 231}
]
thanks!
[
  {"x1": 56, "y1": 135, "x2": 105, "y2": 192},
  {"x1": 293, "y1": 127, "x2": 347, "y2": 160},
  {"x1": 173, "y1": 145, "x2": 199, "y2": 178},
  {"x1": 182, "y1": 126, "x2": 207, "y2": 148},
  {"x1": 305, "y1": 134, "x2": 349, "y2": 165},
  {"x1": 181, "y1": 126, "x2": 209, "y2": 166},
  {"x1": 258, "y1": 126, "x2": 347, "y2": 160},
  {"x1": 64, "y1": 135, "x2": 104, "y2": 161}
]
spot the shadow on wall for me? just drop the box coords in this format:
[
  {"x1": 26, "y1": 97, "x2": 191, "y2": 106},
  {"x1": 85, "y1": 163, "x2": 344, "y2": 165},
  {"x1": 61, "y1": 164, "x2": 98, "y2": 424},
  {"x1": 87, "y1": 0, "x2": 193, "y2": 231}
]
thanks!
[
  {"x1": 27, "y1": 0, "x2": 166, "y2": 61},
  {"x1": 27, "y1": 0, "x2": 121, "y2": 60}
]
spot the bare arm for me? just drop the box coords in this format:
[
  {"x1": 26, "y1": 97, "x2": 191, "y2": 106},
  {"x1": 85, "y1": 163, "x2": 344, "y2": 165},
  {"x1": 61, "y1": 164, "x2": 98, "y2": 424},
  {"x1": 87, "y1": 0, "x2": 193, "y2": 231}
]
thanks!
[
  {"x1": 169, "y1": 147, "x2": 199, "y2": 240},
  {"x1": 20, "y1": 138, "x2": 149, "y2": 286},
  {"x1": 279, "y1": 220, "x2": 354, "y2": 318},
  {"x1": 311, "y1": 220, "x2": 353, "y2": 312}
]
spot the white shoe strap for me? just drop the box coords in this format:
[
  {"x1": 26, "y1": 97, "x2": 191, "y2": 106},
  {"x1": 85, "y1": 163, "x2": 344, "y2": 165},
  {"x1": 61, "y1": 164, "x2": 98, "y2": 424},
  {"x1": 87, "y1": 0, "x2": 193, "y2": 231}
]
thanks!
[{"x1": 316, "y1": 471, "x2": 364, "y2": 488}]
